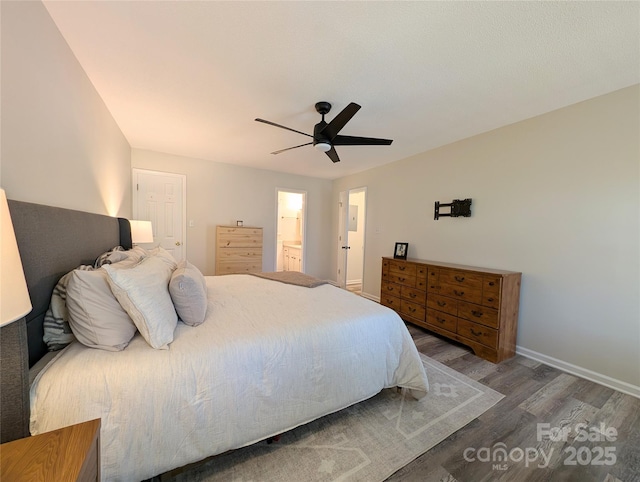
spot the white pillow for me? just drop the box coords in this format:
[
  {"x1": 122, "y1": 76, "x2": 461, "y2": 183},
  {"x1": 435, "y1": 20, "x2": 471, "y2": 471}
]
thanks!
[
  {"x1": 169, "y1": 260, "x2": 208, "y2": 327},
  {"x1": 104, "y1": 255, "x2": 177, "y2": 349},
  {"x1": 66, "y1": 268, "x2": 137, "y2": 351},
  {"x1": 149, "y1": 246, "x2": 177, "y2": 270}
]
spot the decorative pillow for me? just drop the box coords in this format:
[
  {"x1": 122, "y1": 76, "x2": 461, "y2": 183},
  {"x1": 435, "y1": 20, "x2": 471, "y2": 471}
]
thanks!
[
  {"x1": 108, "y1": 246, "x2": 148, "y2": 266},
  {"x1": 149, "y1": 246, "x2": 177, "y2": 270},
  {"x1": 104, "y1": 255, "x2": 177, "y2": 349},
  {"x1": 66, "y1": 268, "x2": 137, "y2": 351},
  {"x1": 43, "y1": 265, "x2": 92, "y2": 350},
  {"x1": 94, "y1": 246, "x2": 125, "y2": 268},
  {"x1": 169, "y1": 260, "x2": 208, "y2": 327}
]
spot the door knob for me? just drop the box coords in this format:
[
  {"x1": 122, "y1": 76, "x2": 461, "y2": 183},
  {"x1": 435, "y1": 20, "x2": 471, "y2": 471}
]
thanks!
[{"x1": 175, "y1": 241, "x2": 182, "y2": 246}]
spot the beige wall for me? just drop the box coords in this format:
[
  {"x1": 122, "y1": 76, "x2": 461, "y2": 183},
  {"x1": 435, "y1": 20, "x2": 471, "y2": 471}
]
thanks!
[
  {"x1": 333, "y1": 85, "x2": 640, "y2": 391},
  {"x1": 0, "y1": 1, "x2": 131, "y2": 217},
  {"x1": 132, "y1": 149, "x2": 333, "y2": 277}
]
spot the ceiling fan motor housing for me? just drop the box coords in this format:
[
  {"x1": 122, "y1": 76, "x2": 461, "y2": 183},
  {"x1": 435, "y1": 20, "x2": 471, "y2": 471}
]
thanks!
[{"x1": 313, "y1": 120, "x2": 331, "y2": 149}]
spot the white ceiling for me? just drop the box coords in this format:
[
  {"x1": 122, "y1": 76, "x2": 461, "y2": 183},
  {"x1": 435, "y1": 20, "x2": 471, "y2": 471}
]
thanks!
[{"x1": 43, "y1": 1, "x2": 639, "y2": 180}]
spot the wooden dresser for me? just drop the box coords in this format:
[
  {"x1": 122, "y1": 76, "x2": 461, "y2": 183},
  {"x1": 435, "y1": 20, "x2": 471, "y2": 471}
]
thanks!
[
  {"x1": 0, "y1": 418, "x2": 100, "y2": 481},
  {"x1": 381, "y1": 257, "x2": 521, "y2": 363},
  {"x1": 215, "y1": 226, "x2": 263, "y2": 275}
]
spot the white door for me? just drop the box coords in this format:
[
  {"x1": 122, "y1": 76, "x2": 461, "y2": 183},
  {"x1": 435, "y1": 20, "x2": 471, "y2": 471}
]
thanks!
[
  {"x1": 133, "y1": 169, "x2": 186, "y2": 260},
  {"x1": 337, "y1": 190, "x2": 349, "y2": 288}
]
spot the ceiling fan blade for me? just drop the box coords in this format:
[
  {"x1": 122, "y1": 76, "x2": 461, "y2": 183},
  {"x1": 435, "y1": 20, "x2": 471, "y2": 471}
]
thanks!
[
  {"x1": 321, "y1": 103, "x2": 361, "y2": 140},
  {"x1": 255, "y1": 118, "x2": 314, "y2": 138},
  {"x1": 325, "y1": 146, "x2": 341, "y2": 163},
  {"x1": 332, "y1": 135, "x2": 393, "y2": 146},
  {"x1": 271, "y1": 142, "x2": 313, "y2": 155}
]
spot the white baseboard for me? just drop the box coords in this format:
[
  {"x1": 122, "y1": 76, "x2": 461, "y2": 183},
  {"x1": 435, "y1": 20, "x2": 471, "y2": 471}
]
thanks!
[
  {"x1": 516, "y1": 346, "x2": 640, "y2": 399},
  {"x1": 361, "y1": 292, "x2": 379, "y2": 302},
  {"x1": 346, "y1": 279, "x2": 362, "y2": 286}
]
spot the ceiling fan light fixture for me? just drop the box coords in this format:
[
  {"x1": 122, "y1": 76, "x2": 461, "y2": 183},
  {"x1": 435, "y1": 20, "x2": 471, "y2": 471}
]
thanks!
[{"x1": 315, "y1": 142, "x2": 331, "y2": 152}]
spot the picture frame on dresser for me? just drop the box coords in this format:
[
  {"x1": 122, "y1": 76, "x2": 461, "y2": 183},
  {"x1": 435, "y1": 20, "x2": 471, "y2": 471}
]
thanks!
[{"x1": 394, "y1": 242, "x2": 408, "y2": 260}]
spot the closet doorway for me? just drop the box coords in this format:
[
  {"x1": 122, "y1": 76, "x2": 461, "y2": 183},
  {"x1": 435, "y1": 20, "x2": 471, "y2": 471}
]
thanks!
[
  {"x1": 275, "y1": 189, "x2": 307, "y2": 272},
  {"x1": 337, "y1": 187, "x2": 366, "y2": 293}
]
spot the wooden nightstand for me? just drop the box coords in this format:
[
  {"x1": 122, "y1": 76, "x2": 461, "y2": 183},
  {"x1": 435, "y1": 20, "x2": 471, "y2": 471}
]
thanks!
[{"x1": 0, "y1": 418, "x2": 100, "y2": 481}]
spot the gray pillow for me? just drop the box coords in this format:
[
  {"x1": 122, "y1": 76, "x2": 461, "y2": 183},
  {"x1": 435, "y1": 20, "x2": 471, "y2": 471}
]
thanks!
[
  {"x1": 169, "y1": 260, "x2": 208, "y2": 327},
  {"x1": 43, "y1": 265, "x2": 92, "y2": 350},
  {"x1": 66, "y1": 268, "x2": 137, "y2": 351}
]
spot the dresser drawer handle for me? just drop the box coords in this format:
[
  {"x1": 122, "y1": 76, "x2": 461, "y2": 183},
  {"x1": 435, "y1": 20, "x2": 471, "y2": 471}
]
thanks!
[
  {"x1": 488, "y1": 281, "x2": 495, "y2": 286},
  {"x1": 487, "y1": 297, "x2": 495, "y2": 303},
  {"x1": 386, "y1": 299, "x2": 395, "y2": 305},
  {"x1": 455, "y1": 275, "x2": 465, "y2": 282},
  {"x1": 398, "y1": 277, "x2": 406, "y2": 282},
  {"x1": 454, "y1": 290, "x2": 465, "y2": 297},
  {"x1": 470, "y1": 328, "x2": 483, "y2": 336},
  {"x1": 398, "y1": 266, "x2": 406, "y2": 271},
  {"x1": 387, "y1": 286, "x2": 394, "y2": 291},
  {"x1": 409, "y1": 293, "x2": 417, "y2": 299},
  {"x1": 409, "y1": 307, "x2": 416, "y2": 313},
  {"x1": 437, "y1": 301, "x2": 447, "y2": 307},
  {"x1": 436, "y1": 317, "x2": 446, "y2": 324},
  {"x1": 471, "y1": 310, "x2": 483, "y2": 318}
]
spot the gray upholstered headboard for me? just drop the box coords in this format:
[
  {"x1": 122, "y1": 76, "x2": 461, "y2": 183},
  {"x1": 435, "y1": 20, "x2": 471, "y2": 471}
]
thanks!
[{"x1": 0, "y1": 199, "x2": 131, "y2": 442}]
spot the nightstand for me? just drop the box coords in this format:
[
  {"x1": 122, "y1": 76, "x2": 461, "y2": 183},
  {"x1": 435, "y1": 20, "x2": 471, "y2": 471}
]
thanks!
[{"x1": 0, "y1": 418, "x2": 100, "y2": 481}]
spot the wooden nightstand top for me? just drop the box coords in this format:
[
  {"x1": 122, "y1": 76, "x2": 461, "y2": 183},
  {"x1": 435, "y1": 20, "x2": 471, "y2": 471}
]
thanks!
[{"x1": 1, "y1": 418, "x2": 100, "y2": 481}]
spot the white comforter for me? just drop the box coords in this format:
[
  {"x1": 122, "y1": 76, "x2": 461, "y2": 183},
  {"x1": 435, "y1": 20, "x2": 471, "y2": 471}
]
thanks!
[{"x1": 30, "y1": 275, "x2": 429, "y2": 481}]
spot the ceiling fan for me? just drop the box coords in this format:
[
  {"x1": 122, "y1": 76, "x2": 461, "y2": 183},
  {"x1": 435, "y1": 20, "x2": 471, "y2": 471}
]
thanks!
[{"x1": 255, "y1": 102, "x2": 393, "y2": 163}]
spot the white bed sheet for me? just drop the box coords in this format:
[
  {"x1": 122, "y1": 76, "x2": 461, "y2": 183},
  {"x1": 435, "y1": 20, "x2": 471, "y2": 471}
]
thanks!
[{"x1": 30, "y1": 274, "x2": 429, "y2": 481}]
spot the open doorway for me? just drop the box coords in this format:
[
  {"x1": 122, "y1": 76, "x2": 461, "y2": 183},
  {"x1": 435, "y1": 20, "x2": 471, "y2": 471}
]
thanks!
[
  {"x1": 276, "y1": 189, "x2": 306, "y2": 272},
  {"x1": 337, "y1": 187, "x2": 367, "y2": 293}
]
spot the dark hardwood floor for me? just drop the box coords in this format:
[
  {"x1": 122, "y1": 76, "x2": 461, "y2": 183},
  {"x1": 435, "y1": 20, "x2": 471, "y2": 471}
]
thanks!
[{"x1": 392, "y1": 325, "x2": 640, "y2": 482}]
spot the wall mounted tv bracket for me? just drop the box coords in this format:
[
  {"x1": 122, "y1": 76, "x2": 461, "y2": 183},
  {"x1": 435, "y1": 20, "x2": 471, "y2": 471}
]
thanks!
[{"x1": 434, "y1": 198, "x2": 472, "y2": 220}]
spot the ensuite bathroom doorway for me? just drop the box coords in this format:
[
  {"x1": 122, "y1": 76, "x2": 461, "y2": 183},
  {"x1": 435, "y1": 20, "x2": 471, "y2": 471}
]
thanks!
[{"x1": 275, "y1": 189, "x2": 307, "y2": 272}]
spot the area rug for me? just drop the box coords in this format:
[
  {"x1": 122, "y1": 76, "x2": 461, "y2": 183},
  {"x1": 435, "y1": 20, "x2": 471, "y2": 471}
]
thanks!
[{"x1": 170, "y1": 354, "x2": 503, "y2": 482}]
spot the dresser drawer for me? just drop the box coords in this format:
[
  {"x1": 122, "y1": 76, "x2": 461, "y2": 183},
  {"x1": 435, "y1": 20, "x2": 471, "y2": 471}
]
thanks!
[
  {"x1": 389, "y1": 261, "x2": 416, "y2": 277},
  {"x1": 483, "y1": 276, "x2": 501, "y2": 309},
  {"x1": 427, "y1": 267, "x2": 439, "y2": 292},
  {"x1": 381, "y1": 282, "x2": 401, "y2": 298},
  {"x1": 439, "y1": 269, "x2": 483, "y2": 290},
  {"x1": 401, "y1": 300, "x2": 426, "y2": 321},
  {"x1": 427, "y1": 294, "x2": 457, "y2": 316},
  {"x1": 401, "y1": 286, "x2": 426, "y2": 303},
  {"x1": 216, "y1": 260, "x2": 262, "y2": 274},
  {"x1": 388, "y1": 273, "x2": 416, "y2": 287},
  {"x1": 458, "y1": 301, "x2": 499, "y2": 329},
  {"x1": 426, "y1": 309, "x2": 457, "y2": 332},
  {"x1": 218, "y1": 228, "x2": 262, "y2": 248},
  {"x1": 380, "y1": 293, "x2": 401, "y2": 310},
  {"x1": 457, "y1": 319, "x2": 498, "y2": 348},
  {"x1": 216, "y1": 247, "x2": 262, "y2": 260},
  {"x1": 438, "y1": 282, "x2": 483, "y2": 304}
]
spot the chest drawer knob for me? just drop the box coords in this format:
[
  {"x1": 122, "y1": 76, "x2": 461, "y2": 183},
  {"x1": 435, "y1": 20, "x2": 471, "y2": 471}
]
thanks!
[
  {"x1": 470, "y1": 328, "x2": 483, "y2": 337},
  {"x1": 398, "y1": 277, "x2": 406, "y2": 282},
  {"x1": 398, "y1": 266, "x2": 406, "y2": 271},
  {"x1": 455, "y1": 275, "x2": 465, "y2": 282},
  {"x1": 471, "y1": 310, "x2": 483, "y2": 318},
  {"x1": 410, "y1": 293, "x2": 417, "y2": 299},
  {"x1": 454, "y1": 290, "x2": 465, "y2": 297},
  {"x1": 487, "y1": 297, "x2": 495, "y2": 303},
  {"x1": 437, "y1": 301, "x2": 447, "y2": 307}
]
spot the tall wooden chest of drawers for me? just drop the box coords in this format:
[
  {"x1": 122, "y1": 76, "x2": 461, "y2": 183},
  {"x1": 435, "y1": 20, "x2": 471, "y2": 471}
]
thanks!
[
  {"x1": 381, "y1": 257, "x2": 521, "y2": 363},
  {"x1": 215, "y1": 226, "x2": 263, "y2": 275}
]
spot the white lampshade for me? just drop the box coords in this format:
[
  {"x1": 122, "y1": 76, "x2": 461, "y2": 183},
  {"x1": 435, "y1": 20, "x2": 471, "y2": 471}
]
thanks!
[
  {"x1": 1, "y1": 189, "x2": 32, "y2": 326},
  {"x1": 130, "y1": 220, "x2": 154, "y2": 244}
]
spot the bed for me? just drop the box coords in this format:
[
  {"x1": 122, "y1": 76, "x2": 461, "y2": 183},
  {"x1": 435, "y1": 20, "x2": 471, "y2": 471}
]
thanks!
[{"x1": 5, "y1": 199, "x2": 429, "y2": 481}]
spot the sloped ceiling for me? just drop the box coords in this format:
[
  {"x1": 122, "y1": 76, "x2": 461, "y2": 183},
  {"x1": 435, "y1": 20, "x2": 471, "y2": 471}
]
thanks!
[{"x1": 43, "y1": 1, "x2": 640, "y2": 180}]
